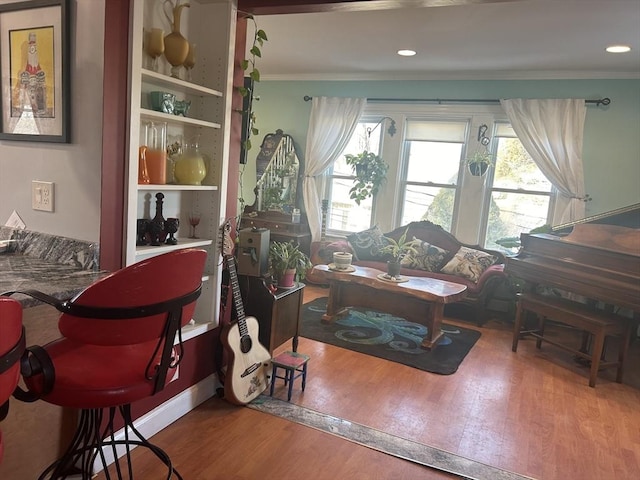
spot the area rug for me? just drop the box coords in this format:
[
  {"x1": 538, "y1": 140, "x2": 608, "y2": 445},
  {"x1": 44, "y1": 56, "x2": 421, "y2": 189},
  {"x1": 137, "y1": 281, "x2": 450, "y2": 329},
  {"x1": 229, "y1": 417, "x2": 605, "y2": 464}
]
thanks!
[{"x1": 300, "y1": 297, "x2": 481, "y2": 375}]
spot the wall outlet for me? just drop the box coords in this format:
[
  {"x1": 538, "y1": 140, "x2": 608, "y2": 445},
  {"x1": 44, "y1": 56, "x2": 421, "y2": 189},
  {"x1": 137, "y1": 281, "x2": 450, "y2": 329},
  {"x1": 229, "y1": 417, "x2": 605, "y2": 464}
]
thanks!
[{"x1": 32, "y1": 181, "x2": 54, "y2": 212}]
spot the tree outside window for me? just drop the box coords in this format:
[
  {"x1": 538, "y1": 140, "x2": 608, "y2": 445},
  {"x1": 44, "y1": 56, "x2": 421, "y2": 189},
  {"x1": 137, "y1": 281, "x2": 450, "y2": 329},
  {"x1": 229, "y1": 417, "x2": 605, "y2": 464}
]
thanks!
[{"x1": 484, "y1": 125, "x2": 553, "y2": 253}]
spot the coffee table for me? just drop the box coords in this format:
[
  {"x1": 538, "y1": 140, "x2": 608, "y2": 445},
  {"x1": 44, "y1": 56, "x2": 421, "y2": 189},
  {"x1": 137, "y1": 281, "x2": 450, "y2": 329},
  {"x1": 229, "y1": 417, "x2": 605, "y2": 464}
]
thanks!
[{"x1": 312, "y1": 265, "x2": 468, "y2": 349}]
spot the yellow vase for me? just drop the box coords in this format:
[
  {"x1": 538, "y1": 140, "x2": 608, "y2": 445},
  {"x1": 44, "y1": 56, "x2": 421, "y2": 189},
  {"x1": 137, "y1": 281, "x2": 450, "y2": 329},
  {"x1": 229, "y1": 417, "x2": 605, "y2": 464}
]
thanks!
[{"x1": 164, "y1": 2, "x2": 190, "y2": 78}]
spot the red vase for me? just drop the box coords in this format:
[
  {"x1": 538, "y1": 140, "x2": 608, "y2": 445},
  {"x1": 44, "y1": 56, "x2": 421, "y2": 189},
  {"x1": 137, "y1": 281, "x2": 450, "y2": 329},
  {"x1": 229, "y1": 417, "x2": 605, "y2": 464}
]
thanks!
[{"x1": 278, "y1": 268, "x2": 296, "y2": 288}]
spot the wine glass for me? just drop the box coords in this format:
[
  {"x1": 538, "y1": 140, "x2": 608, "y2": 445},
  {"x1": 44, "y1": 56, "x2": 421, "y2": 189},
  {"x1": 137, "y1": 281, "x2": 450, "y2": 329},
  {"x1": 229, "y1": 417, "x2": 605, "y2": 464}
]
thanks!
[
  {"x1": 183, "y1": 43, "x2": 196, "y2": 81},
  {"x1": 164, "y1": 218, "x2": 179, "y2": 245},
  {"x1": 188, "y1": 211, "x2": 201, "y2": 239},
  {"x1": 145, "y1": 28, "x2": 165, "y2": 72}
]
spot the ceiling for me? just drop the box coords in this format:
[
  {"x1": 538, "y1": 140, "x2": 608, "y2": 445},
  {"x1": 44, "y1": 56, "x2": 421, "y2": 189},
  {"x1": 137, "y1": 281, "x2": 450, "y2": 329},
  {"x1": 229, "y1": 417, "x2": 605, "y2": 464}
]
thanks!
[{"x1": 244, "y1": 0, "x2": 640, "y2": 81}]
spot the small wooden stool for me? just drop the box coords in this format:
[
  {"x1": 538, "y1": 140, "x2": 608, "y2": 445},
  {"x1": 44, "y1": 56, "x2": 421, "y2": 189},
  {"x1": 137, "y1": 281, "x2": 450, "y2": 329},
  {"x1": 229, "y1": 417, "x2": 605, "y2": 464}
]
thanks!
[
  {"x1": 270, "y1": 351, "x2": 310, "y2": 401},
  {"x1": 513, "y1": 293, "x2": 632, "y2": 387}
]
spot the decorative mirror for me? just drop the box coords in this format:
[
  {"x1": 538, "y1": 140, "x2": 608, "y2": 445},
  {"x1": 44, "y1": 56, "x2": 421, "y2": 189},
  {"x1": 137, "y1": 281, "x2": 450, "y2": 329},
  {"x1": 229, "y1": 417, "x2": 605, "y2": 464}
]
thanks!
[{"x1": 245, "y1": 129, "x2": 301, "y2": 214}]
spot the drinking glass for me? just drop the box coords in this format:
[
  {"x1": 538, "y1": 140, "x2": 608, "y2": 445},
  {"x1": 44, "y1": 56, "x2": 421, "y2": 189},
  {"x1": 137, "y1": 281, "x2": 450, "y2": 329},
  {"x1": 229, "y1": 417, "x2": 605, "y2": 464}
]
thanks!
[
  {"x1": 188, "y1": 211, "x2": 201, "y2": 239},
  {"x1": 145, "y1": 28, "x2": 165, "y2": 72}
]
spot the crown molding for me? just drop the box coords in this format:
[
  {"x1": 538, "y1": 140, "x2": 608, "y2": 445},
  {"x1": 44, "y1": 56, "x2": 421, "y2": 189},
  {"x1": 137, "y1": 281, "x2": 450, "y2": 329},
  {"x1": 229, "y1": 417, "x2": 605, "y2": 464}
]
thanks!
[{"x1": 261, "y1": 70, "x2": 640, "y2": 82}]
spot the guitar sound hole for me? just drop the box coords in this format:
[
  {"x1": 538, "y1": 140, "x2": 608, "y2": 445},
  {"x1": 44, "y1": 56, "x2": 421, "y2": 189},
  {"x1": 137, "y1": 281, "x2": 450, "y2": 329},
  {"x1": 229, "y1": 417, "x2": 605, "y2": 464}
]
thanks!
[{"x1": 240, "y1": 335, "x2": 253, "y2": 354}]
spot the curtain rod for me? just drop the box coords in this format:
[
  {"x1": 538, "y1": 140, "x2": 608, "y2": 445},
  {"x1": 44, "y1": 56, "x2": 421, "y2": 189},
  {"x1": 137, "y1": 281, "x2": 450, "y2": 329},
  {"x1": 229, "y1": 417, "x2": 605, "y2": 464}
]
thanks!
[{"x1": 302, "y1": 96, "x2": 611, "y2": 106}]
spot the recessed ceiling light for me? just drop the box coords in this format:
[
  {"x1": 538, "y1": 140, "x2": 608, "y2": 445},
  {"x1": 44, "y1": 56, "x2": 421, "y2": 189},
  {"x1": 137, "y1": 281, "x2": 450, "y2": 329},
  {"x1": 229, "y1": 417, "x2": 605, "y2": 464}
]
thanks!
[
  {"x1": 606, "y1": 45, "x2": 631, "y2": 53},
  {"x1": 397, "y1": 49, "x2": 416, "y2": 57}
]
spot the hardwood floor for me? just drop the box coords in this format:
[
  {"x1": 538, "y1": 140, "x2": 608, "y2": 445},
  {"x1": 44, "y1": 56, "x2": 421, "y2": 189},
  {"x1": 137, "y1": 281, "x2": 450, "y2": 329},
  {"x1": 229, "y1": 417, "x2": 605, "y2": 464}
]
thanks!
[{"x1": 102, "y1": 284, "x2": 640, "y2": 479}]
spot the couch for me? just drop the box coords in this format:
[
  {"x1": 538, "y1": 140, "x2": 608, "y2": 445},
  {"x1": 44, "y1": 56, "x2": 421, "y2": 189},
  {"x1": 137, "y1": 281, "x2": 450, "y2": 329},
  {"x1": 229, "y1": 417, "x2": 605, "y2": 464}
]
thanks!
[{"x1": 309, "y1": 221, "x2": 507, "y2": 325}]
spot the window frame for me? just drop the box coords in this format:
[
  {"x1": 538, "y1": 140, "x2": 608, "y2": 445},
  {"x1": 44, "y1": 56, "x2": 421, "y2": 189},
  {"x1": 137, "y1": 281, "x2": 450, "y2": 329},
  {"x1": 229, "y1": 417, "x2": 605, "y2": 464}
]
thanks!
[
  {"x1": 320, "y1": 103, "x2": 558, "y2": 247},
  {"x1": 479, "y1": 122, "x2": 557, "y2": 249},
  {"x1": 323, "y1": 117, "x2": 384, "y2": 236}
]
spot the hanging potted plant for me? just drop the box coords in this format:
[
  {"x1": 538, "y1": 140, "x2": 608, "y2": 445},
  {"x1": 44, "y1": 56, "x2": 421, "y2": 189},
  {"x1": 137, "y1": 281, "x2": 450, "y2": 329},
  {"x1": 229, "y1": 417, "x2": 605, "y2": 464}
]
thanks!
[
  {"x1": 344, "y1": 151, "x2": 389, "y2": 205},
  {"x1": 378, "y1": 228, "x2": 417, "y2": 278},
  {"x1": 268, "y1": 241, "x2": 312, "y2": 288},
  {"x1": 466, "y1": 150, "x2": 494, "y2": 177}
]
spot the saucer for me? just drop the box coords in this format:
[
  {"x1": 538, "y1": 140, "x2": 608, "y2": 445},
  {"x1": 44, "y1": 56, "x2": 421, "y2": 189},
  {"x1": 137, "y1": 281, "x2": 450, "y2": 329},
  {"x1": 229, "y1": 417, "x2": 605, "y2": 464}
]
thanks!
[
  {"x1": 328, "y1": 263, "x2": 356, "y2": 273},
  {"x1": 376, "y1": 273, "x2": 408, "y2": 283}
]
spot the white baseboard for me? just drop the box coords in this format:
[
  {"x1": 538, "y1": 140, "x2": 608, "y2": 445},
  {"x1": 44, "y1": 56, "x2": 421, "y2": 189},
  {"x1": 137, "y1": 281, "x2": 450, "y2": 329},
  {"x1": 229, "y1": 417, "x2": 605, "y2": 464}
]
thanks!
[{"x1": 93, "y1": 373, "x2": 221, "y2": 473}]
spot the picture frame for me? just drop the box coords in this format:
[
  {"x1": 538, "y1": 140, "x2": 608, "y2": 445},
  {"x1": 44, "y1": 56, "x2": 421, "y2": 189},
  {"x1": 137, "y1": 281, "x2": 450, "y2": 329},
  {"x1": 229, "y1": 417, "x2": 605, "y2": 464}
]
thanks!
[{"x1": 0, "y1": 0, "x2": 70, "y2": 143}]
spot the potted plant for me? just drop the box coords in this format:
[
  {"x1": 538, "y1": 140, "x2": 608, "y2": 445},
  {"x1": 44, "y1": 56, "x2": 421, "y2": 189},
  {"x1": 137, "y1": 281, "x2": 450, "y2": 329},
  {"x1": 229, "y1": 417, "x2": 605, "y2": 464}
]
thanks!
[
  {"x1": 268, "y1": 241, "x2": 312, "y2": 287},
  {"x1": 466, "y1": 150, "x2": 494, "y2": 176},
  {"x1": 344, "y1": 151, "x2": 389, "y2": 205},
  {"x1": 378, "y1": 228, "x2": 417, "y2": 278}
]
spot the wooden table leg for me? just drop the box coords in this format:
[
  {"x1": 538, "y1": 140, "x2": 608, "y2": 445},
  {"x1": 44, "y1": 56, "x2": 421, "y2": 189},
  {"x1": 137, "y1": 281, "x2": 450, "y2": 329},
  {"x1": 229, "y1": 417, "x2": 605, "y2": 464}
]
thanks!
[
  {"x1": 322, "y1": 281, "x2": 349, "y2": 323},
  {"x1": 420, "y1": 302, "x2": 445, "y2": 350},
  {"x1": 321, "y1": 279, "x2": 447, "y2": 350}
]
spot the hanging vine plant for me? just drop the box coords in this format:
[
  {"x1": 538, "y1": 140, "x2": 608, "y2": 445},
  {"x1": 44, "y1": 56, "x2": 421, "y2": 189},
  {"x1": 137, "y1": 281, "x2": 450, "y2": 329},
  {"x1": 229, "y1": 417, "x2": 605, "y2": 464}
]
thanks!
[
  {"x1": 344, "y1": 151, "x2": 389, "y2": 205},
  {"x1": 236, "y1": 14, "x2": 268, "y2": 152}
]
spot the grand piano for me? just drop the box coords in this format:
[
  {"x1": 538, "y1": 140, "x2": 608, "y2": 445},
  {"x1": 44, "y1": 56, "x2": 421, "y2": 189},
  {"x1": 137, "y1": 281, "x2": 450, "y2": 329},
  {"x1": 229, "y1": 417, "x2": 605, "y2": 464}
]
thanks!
[
  {"x1": 505, "y1": 203, "x2": 640, "y2": 315},
  {"x1": 506, "y1": 204, "x2": 639, "y2": 386}
]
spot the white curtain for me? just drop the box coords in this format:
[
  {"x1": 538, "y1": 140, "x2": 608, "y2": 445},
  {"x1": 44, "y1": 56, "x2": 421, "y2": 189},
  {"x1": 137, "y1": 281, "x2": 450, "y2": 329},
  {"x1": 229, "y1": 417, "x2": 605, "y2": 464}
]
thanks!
[
  {"x1": 303, "y1": 97, "x2": 366, "y2": 241},
  {"x1": 500, "y1": 98, "x2": 588, "y2": 225}
]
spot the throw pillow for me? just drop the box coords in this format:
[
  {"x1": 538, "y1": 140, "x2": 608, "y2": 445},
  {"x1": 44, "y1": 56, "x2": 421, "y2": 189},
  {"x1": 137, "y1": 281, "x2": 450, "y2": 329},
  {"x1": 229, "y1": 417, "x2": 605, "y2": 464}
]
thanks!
[
  {"x1": 440, "y1": 246, "x2": 498, "y2": 283},
  {"x1": 400, "y1": 238, "x2": 449, "y2": 272},
  {"x1": 346, "y1": 225, "x2": 389, "y2": 261}
]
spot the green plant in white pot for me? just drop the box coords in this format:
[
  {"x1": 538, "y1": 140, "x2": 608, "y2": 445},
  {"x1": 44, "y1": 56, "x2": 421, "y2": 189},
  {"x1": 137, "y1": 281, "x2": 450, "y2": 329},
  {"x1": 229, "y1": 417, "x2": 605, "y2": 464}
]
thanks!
[
  {"x1": 344, "y1": 151, "x2": 389, "y2": 205},
  {"x1": 268, "y1": 241, "x2": 312, "y2": 287},
  {"x1": 378, "y1": 228, "x2": 417, "y2": 278}
]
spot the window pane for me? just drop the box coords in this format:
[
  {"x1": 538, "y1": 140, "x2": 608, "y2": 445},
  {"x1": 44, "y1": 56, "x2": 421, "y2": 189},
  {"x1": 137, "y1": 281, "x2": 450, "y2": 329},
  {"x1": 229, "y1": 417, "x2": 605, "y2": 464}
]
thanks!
[
  {"x1": 325, "y1": 121, "x2": 382, "y2": 233},
  {"x1": 328, "y1": 177, "x2": 372, "y2": 232},
  {"x1": 494, "y1": 138, "x2": 552, "y2": 192},
  {"x1": 406, "y1": 141, "x2": 461, "y2": 185},
  {"x1": 486, "y1": 191, "x2": 550, "y2": 253},
  {"x1": 334, "y1": 122, "x2": 382, "y2": 176},
  {"x1": 401, "y1": 184, "x2": 454, "y2": 231}
]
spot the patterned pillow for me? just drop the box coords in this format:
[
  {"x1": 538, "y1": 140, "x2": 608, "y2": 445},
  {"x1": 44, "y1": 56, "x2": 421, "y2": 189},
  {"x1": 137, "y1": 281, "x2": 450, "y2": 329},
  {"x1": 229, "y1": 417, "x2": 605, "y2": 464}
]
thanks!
[
  {"x1": 346, "y1": 226, "x2": 390, "y2": 261},
  {"x1": 400, "y1": 238, "x2": 449, "y2": 272},
  {"x1": 440, "y1": 246, "x2": 498, "y2": 283}
]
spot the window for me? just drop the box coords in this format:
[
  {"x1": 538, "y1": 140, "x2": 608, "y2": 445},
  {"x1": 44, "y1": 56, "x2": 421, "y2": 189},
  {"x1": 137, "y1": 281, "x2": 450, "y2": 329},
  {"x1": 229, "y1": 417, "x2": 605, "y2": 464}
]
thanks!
[
  {"x1": 399, "y1": 120, "x2": 467, "y2": 231},
  {"x1": 321, "y1": 105, "x2": 556, "y2": 249},
  {"x1": 483, "y1": 123, "x2": 553, "y2": 253},
  {"x1": 325, "y1": 121, "x2": 381, "y2": 234}
]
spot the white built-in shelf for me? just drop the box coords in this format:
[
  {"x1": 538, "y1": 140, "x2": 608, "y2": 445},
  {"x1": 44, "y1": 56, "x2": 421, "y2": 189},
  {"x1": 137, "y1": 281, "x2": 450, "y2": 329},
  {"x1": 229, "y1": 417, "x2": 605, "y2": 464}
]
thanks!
[
  {"x1": 137, "y1": 184, "x2": 218, "y2": 191},
  {"x1": 141, "y1": 68, "x2": 223, "y2": 98},
  {"x1": 135, "y1": 238, "x2": 213, "y2": 257},
  {"x1": 179, "y1": 321, "x2": 216, "y2": 343},
  {"x1": 140, "y1": 108, "x2": 221, "y2": 129}
]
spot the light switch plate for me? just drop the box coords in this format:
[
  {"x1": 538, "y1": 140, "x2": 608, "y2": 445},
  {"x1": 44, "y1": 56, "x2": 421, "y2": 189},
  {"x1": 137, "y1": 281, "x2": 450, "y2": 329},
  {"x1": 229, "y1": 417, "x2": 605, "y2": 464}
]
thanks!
[{"x1": 32, "y1": 181, "x2": 54, "y2": 212}]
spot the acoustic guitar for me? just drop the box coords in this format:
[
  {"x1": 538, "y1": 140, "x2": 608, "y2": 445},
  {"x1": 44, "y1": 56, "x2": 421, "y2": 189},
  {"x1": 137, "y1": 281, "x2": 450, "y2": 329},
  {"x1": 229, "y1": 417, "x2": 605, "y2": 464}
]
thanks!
[
  {"x1": 306, "y1": 199, "x2": 330, "y2": 284},
  {"x1": 219, "y1": 221, "x2": 271, "y2": 405}
]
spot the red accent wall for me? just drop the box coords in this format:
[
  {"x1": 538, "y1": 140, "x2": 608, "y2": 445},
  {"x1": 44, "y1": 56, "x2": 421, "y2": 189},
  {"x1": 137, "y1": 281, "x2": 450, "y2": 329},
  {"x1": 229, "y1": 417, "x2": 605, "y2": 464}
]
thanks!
[{"x1": 100, "y1": 0, "x2": 129, "y2": 272}]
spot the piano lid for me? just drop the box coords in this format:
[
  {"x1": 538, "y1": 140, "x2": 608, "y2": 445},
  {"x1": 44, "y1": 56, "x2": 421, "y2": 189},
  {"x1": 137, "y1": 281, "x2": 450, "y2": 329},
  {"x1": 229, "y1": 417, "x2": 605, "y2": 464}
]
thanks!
[{"x1": 552, "y1": 202, "x2": 640, "y2": 234}]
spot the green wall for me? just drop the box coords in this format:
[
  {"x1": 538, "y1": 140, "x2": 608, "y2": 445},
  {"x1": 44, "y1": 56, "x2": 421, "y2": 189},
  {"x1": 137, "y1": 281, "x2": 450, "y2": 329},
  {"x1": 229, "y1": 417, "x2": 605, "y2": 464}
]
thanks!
[{"x1": 243, "y1": 79, "x2": 640, "y2": 219}]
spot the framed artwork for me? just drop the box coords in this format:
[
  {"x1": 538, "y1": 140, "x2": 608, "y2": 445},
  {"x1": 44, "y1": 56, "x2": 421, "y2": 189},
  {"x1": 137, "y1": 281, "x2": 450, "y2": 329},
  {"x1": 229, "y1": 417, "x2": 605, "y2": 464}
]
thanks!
[{"x1": 0, "y1": 0, "x2": 70, "y2": 143}]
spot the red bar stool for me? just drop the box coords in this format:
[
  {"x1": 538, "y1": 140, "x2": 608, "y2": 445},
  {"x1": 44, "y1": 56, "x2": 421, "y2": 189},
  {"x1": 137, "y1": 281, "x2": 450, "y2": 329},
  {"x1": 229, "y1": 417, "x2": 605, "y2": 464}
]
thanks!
[
  {"x1": 269, "y1": 351, "x2": 310, "y2": 401},
  {"x1": 0, "y1": 298, "x2": 25, "y2": 463},
  {"x1": 2, "y1": 248, "x2": 206, "y2": 479}
]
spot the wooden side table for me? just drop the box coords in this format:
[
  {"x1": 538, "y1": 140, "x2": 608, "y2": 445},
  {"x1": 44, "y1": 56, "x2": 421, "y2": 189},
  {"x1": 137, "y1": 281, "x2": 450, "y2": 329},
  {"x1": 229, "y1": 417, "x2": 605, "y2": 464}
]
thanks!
[{"x1": 238, "y1": 275, "x2": 305, "y2": 354}]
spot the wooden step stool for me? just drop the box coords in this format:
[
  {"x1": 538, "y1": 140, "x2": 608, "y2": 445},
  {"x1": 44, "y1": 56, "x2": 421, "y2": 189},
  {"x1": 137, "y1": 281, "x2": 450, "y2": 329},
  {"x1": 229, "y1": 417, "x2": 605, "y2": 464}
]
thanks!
[
  {"x1": 270, "y1": 351, "x2": 310, "y2": 401},
  {"x1": 512, "y1": 293, "x2": 632, "y2": 387}
]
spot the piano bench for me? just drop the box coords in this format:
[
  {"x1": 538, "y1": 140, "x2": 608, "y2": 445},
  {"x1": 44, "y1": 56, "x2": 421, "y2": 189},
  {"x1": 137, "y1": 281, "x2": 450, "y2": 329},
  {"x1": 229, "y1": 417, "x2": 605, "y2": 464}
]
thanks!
[{"x1": 512, "y1": 293, "x2": 633, "y2": 387}]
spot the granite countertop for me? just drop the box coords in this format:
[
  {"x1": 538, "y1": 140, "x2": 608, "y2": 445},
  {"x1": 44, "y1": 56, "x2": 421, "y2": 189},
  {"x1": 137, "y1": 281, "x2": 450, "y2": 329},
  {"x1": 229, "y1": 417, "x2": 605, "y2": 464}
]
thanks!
[{"x1": 0, "y1": 253, "x2": 107, "y2": 307}]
